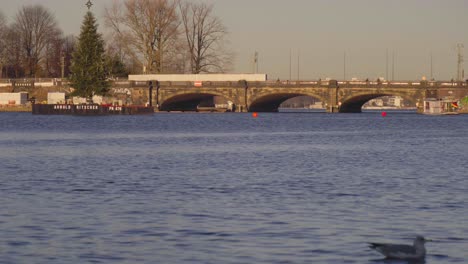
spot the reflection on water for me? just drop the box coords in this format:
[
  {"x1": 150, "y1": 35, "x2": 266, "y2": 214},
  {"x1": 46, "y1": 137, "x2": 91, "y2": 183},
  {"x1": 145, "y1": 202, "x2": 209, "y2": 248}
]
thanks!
[{"x1": 0, "y1": 112, "x2": 467, "y2": 263}]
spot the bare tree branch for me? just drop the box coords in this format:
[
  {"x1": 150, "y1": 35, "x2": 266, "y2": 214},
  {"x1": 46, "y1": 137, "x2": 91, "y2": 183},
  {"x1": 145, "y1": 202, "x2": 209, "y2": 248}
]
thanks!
[
  {"x1": 0, "y1": 12, "x2": 7, "y2": 78},
  {"x1": 13, "y1": 5, "x2": 60, "y2": 77},
  {"x1": 179, "y1": 1, "x2": 233, "y2": 74},
  {"x1": 105, "y1": 0, "x2": 181, "y2": 74}
]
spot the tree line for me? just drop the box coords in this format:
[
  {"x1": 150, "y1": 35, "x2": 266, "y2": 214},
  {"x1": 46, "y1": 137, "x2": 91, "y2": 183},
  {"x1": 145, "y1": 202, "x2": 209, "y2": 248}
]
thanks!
[{"x1": 0, "y1": 0, "x2": 232, "y2": 79}]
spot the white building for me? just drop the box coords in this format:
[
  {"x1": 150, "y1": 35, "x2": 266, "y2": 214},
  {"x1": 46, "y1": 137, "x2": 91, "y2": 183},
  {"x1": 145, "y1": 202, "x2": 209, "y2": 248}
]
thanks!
[
  {"x1": 47, "y1": 92, "x2": 66, "y2": 104},
  {"x1": 0, "y1": 92, "x2": 28, "y2": 105},
  {"x1": 129, "y1": 73, "x2": 267, "y2": 82},
  {"x1": 369, "y1": 98, "x2": 384, "y2": 107},
  {"x1": 388, "y1": 96, "x2": 403, "y2": 107},
  {"x1": 423, "y1": 99, "x2": 458, "y2": 115}
]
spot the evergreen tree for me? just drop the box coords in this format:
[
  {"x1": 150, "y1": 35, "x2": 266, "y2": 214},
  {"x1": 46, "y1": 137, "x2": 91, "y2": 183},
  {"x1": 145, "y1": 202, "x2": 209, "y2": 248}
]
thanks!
[
  {"x1": 69, "y1": 11, "x2": 109, "y2": 102},
  {"x1": 105, "y1": 54, "x2": 129, "y2": 78},
  {"x1": 461, "y1": 96, "x2": 468, "y2": 108}
]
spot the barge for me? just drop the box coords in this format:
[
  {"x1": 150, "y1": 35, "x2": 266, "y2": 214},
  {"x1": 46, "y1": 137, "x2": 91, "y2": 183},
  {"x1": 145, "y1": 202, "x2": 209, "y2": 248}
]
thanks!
[{"x1": 32, "y1": 104, "x2": 154, "y2": 115}]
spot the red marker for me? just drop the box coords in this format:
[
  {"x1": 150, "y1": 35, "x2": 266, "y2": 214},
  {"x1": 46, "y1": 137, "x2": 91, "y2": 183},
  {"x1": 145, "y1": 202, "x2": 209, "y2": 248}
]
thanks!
[
  {"x1": 381, "y1": 111, "x2": 387, "y2": 117},
  {"x1": 252, "y1": 112, "x2": 258, "y2": 118}
]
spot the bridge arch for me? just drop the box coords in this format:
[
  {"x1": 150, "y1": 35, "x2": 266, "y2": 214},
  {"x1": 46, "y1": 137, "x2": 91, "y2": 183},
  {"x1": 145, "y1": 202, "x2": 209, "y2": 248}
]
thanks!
[
  {"x1": 160, "y1": 90, "x2": 237, "y2": 111},
  {"x1": 249, "y1": 93, "x2": 328, "y2": 112},
  {"x1": 339, "y1": 91, "x2": 419, "y2": 113}
]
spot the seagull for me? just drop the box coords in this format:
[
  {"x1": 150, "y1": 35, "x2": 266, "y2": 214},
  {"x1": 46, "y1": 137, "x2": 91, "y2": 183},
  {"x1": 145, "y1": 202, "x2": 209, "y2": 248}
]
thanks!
[{"x1": 369, "y1": 236, "x2": 430, "y2": 260}]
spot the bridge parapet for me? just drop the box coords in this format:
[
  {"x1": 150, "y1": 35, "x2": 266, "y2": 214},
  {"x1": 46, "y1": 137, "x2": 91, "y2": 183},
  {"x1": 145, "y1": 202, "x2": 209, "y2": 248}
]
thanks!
[
  {"x1": 1, "y1": 78, "x2": 467, "y2": 89},
  {"x1": 147, "y1": 80, "x2": 467, "y2": 89}
]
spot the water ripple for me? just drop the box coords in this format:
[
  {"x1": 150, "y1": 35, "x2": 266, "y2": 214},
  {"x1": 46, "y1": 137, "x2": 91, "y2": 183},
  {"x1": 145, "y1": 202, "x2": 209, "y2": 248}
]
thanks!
[{"x1": 0, "y1": 112, "x2": 467, "y2": 263}]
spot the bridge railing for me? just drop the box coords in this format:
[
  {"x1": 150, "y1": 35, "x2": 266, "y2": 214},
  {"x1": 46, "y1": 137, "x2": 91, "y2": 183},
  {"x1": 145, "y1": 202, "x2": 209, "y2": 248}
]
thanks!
[
  {"x1": 1, "y1": 78, "x2": 467, "y2": 89},
  {"x1": 342, "y1": 80, "x2": 467, "y2": 87},
  {"x1": 95, "y1": 79, "x2": 468, "y2": 89}
]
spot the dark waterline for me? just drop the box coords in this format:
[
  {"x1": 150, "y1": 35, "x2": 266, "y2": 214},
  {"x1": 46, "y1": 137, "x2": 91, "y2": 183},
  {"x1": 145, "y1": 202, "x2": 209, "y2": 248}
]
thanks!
[{"x1": 0, "y1": 112, "x2": 467, "y2": 263}]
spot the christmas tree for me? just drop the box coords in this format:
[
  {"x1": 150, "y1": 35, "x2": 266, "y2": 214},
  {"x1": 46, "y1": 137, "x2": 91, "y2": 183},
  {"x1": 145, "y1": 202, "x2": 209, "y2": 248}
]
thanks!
[{"x1": 69, "y1": 11, "x2": 109, "y2": 102}]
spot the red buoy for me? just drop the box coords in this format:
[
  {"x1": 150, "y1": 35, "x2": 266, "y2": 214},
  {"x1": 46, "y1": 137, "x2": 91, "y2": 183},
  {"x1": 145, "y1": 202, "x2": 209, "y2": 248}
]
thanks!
[
  {"x1": 381, "y1": 111, "x2": 387, "y2": 117},
  {"x1": 252, "y1": 112, "x2": 258, "y2": 118}
]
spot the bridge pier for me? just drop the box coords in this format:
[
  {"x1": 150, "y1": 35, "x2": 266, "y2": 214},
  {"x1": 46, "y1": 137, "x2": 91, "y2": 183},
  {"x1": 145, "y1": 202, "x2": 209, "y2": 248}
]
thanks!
[
  {"x1": 326, "y1": 80, "x2": 340, "y2": 113},
  {"x1": 237, "y1": 105, "x2": 248, "y2": 112},
  {"x1": 327, "y1": 106, "x2": 340, "y2": 113}
]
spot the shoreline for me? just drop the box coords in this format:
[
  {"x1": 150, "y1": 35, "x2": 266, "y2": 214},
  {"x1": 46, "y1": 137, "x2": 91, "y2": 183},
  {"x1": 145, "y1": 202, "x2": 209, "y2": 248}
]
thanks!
[
  {"x1": 2, "y1": 105, "x2": 467, "y2": 114},
  {"x1": 0, "y1": 105, "x2": 32, "y2": 112}
]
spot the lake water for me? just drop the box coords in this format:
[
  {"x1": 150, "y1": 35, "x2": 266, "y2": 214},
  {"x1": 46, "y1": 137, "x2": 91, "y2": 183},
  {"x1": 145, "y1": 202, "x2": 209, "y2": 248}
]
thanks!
[{"x1": 0, "y1": 111, "x2": 467, "y2": 264}]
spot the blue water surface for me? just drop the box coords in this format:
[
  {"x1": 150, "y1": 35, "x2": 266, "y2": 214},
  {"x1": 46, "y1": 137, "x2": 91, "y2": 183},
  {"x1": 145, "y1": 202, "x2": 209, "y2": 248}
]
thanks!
[{"x1": 0, "y1": 111, "x2": 467, "y2": 263}]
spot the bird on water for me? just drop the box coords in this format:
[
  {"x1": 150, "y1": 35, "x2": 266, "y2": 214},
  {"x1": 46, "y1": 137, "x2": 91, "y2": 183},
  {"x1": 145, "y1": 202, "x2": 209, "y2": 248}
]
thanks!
[{"x1": 369, "y1": 236, "x2": 430, "y2": 260}]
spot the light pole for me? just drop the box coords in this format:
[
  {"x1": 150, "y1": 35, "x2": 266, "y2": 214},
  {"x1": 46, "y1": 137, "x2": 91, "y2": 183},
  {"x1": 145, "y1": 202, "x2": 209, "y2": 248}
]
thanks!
[
  {"x1": 61, "y1": 55, "x2": 65, "y2": 79},
  {"x1": 430, "y1": 52, "x2": 433, "y2": 80},
  {"x1": 343, "y1": 51, "x2": 346, "y2": 81},
  {"x1": 253, "y1": 51, "x2": 258, "y2": 74},
  {"x1": 289, "y1": 48, "x2": 292, "y2": 81},
  {"x1": 457, "y1": 44, "x2": 464, "y2": 81},
  {"x1": 386, "y1": 48, "x2": 388, "y2": 81},
  {"x1": 297, "y1": 49, "x2": 300, "y2": 81}
]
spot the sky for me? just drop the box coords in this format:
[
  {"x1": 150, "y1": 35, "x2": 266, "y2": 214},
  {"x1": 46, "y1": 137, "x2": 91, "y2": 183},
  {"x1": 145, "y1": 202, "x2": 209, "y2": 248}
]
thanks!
[{"x1": 1, "y1": 0, "x2": 467, "y2": 81}]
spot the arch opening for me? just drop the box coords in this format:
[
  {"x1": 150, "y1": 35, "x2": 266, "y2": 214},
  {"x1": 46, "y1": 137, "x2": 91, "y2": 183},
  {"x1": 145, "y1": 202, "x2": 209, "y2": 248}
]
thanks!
[
  {"x1": 280, "y1": 95, "x2": 324, "y2": 111},
  {"x1": 160, "y1": 93, "x2": 234, "y2": 112},
  {"x1": 339, "y1": 94, "x2": 418, "y2": 113},
  {"x1": 249, "y1": 94, "x2": 324, "y2": 112}
]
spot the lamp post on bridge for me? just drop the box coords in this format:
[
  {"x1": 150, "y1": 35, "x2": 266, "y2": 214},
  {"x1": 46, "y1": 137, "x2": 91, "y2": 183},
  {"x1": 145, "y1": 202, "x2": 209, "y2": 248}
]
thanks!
[
  {"x1": 148, "y1": 80, "x2": 160, "y2": 110},
  {"x1": 148, "y1": 81, "x2": 153, "y2": 107}
]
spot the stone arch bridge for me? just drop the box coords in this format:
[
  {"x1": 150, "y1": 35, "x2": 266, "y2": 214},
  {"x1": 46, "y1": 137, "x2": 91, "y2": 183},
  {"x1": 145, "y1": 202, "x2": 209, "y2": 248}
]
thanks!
[{"x1": 137, "y1": 80, "x2": 467, "y2": 113}]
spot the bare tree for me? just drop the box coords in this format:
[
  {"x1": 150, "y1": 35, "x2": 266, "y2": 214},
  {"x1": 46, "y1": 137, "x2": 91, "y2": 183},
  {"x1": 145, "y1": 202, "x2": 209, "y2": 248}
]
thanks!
[
  {"x1": 179, "y1": 1, "x2": 232, "y2": 73},
  {"x1": 0, "y1": 12, "x2": 7, "y2": 78},
  {"x1": 3, "y1": 27, "x2": 24, "y2": 78},
  {"x1": 104, "y1": 42, "x2": 130, "y2": 78},
  {"x1": 13, "y1": 5, "x2": 60, "y2": 77},
  {"x1": 0, "y1": 12, "x2": 5, "y2": 37},
  {"x1": 105, "y1": 0, "x2": 180, "y2": 74},
  {"x1": 59, "y1": 35, "x2": 76, "y2": 78},
  {"x1": 44, "y1": 28, "x2": 65, "y2": 77}
]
